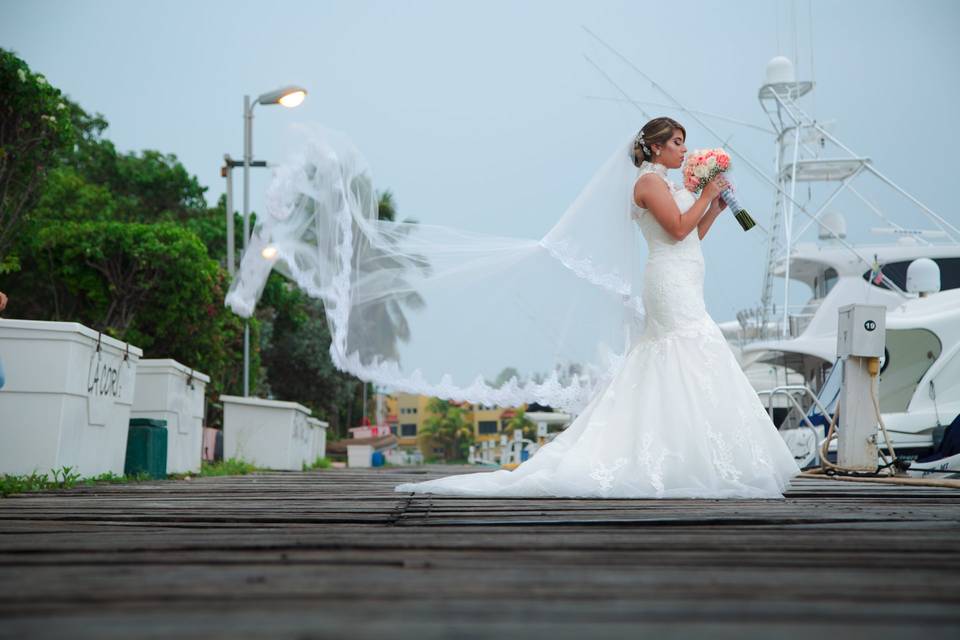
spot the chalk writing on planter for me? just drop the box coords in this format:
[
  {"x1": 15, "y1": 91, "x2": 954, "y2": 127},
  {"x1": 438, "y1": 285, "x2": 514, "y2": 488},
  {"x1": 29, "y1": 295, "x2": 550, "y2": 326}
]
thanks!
[{"x1": 87, "y1": 353, "x2": 124, "y2": 399}]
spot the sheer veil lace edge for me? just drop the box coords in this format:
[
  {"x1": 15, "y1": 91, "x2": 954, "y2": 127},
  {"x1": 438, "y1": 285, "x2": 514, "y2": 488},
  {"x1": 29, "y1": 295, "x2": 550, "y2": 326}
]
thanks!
[{"x1": 226, "y1": 124, "x2": 647, "y2": 414}]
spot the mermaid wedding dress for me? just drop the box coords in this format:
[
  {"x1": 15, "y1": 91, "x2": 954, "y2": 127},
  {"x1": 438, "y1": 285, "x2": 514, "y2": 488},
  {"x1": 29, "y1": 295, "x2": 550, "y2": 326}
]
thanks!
[{"x1": 394, "y1": 161, "x2": 800, "y2": 499}]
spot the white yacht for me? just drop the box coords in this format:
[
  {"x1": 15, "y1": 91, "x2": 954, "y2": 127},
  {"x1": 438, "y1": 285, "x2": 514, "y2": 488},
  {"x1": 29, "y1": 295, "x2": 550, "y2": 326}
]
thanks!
[
  {"x1": 720, "y1": 57, "x2": 960, "y2": 428},
  {"x1": 882, "y1": 285, "x2": 960, "y2": 465},
  {"x1": 729, "y1": 233, "x2": 960, "y2": 399}
]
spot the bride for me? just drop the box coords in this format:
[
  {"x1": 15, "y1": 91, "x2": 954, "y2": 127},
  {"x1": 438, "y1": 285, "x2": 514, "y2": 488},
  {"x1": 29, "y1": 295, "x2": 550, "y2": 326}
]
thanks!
[
  {"x1": 226, "y1": 117, "x2": 800, "y2": 499},
  {"x1": 392, "y1": 117, "x2": 800, "y2": 498}
]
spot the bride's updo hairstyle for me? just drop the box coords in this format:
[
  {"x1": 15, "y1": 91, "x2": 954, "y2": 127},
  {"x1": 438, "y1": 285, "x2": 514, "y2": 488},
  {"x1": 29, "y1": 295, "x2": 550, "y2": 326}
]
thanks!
[{"x1": 631, "y1": 117, "x2": 686, "y2": 167}]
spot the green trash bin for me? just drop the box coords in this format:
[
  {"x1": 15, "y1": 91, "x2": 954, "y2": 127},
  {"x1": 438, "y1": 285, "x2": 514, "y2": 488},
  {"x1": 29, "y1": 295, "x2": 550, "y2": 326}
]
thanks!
[{"x1": 125, "y1": 418, "x2": 168, "y2": 479}]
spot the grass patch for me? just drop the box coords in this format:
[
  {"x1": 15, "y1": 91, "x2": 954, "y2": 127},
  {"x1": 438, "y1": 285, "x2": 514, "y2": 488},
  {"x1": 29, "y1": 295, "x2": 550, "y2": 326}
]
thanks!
[
  {"x1": 1, "y1": 458, "x2": 286, "y2": 497},
  {"x1": 0, "y1": 466, "x2": 153, "y2": 497},
  {"x1": 0, "y1": 466, "x2": 85, "y2": 496},
  {"x1": 83, "y1": 471, "x2": 152, "y2": 485},
  {"x1": 303, "y1": 456, "x2": 333, "y2": 471},
  {"x1": 198, "y1": 458, "x2": 259, "y2": 477}
]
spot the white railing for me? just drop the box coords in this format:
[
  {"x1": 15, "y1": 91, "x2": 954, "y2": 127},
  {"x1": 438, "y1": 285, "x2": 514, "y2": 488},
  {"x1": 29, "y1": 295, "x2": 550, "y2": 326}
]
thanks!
[
  {"x1": 757, "y1": 384, "x2": 832, "y2": 467},
  {"x1": 468, "y1": 430, "x2": 541, "y2": 466},
  {"x1": 733, "y1": 301, "x2": 824, "y2": 345}
]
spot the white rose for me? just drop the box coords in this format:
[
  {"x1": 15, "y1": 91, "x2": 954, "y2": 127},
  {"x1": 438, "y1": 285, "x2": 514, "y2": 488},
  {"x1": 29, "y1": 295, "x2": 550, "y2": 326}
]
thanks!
[
  {"x1": 706, "y1": 156, "x2": 717, "y2": 169},
  {"x1": 36, "y1": 75, "x2": 47, "y2": 86},
  {"x1": 693, "y1": 165, "x2": 710, "y2": 179},
  {"x1": 17, "y1": 69, "x2": 26, "y2": 82},
  {"x1": 57, "y1": 102, "x2": 67, "y2": 110}
]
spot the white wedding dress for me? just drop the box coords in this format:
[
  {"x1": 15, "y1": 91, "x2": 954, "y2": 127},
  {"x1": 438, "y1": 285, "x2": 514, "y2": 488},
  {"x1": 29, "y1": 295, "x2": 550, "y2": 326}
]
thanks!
[{"x1": 394, "y1": 161, "x2": 801, "y2": 499}]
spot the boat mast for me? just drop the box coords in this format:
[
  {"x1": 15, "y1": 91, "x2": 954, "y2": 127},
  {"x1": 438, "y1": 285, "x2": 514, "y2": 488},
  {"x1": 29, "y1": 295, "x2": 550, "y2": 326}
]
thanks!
[{"x1": 758, "y1": 57, "x2": 817, "y2": 337}]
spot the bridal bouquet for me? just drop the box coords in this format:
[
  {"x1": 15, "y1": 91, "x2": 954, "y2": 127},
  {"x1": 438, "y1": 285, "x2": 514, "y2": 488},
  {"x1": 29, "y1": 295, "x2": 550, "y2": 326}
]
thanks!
[{"x1": 682, "y1": 149, "x2": 756, "y2": 231}]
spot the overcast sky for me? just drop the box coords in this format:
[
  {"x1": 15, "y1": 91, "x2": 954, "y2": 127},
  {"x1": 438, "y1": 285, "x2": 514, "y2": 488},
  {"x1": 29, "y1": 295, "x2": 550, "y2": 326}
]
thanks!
[{"x1": 3, "y1": 0, "x2": 958, "y2": 323}]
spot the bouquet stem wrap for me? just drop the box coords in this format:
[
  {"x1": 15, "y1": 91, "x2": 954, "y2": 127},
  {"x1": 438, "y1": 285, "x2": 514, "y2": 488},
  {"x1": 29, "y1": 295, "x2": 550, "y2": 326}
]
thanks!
[{"x1": 719, "y1": 184, "x2": 756, "y2": 231}]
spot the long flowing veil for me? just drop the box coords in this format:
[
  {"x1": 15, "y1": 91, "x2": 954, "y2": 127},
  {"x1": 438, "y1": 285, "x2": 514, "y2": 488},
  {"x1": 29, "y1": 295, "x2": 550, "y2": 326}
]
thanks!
[{"x1": 226, "y1": 125, "x2": 646, "y2": 414}]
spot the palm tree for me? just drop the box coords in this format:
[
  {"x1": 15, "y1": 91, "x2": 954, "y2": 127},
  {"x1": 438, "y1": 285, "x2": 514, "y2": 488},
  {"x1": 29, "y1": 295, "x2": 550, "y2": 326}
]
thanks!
[
  {"x1": 488, "y1": 366, "x2": 521, "y2": 388},
  {"x1": 503, "y1": 406, "x2": 537, "y2": 441},
  {"x1": 345, "y1": 184, "x2": 432, "y2": 367},
  {"x1": 377, "y1": 189, "x2": 397, "y2": 222},
  {"x1": 419, "y1": 398, "x2": 475, "y2": 462}
]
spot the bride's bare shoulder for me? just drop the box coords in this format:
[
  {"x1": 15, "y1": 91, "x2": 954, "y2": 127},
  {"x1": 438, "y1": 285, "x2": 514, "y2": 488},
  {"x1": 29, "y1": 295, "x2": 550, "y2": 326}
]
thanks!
[
  {"x1": 634, "y1": 173, "x2": 669, "y2": 206},
  {"x1": 635, "y1": 173, "x2": 668, "y2": 188}
]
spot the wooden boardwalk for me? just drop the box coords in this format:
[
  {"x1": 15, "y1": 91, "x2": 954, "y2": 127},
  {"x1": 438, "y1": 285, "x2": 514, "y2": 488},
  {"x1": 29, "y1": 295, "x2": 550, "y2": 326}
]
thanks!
[{"x1": 1, "y1": 465, "x2": 959, "y2": 639}]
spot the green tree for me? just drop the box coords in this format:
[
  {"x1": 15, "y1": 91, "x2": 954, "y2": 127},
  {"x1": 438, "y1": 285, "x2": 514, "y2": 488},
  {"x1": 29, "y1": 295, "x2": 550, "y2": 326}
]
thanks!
[
  {"x1": 2, "y1": 55, "x2": 251, "y2": 418},
  {"x1": 419, "y1": 398, "x2": 475, "y2": 461},
  {"x1": 0, "y1": 49, "x2": 79, "y2": 270},
  {"x1": 14, "y1": 220, "x2": 250, "y2": 419},
  {"x1": 377, "y1": 189, "x2": 397, "y2": 222},
  {"x1": 72, "y1": 142, "x2": 208, "y2": 222},
  {"x1": 490, "y1": 367, "x2": 522, "y2": 388}
]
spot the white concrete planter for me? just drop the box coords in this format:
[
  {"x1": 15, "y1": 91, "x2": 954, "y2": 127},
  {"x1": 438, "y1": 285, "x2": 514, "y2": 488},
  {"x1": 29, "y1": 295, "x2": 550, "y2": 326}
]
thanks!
[
  {"x1": 307, "y1": 417, "x2": 328, "y2": 464},
  {"x1": 131, "y1": 359, "x2": 210, "y2": 475},
  {"x1": 347, "y1": 444, "x2": 374, "y2": 468},
  {"x1": 0, "y1": 319, "x2": 142, "y2": 478},
  {"x1": 221, "y1": 395, "x2": 312, "y2": 470}
]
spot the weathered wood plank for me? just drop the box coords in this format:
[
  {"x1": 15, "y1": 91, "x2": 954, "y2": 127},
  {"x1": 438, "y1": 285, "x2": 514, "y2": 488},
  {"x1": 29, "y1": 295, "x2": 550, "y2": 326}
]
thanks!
[{"x1": 0, "y1": 466, "x2": 957, "y2": 639}]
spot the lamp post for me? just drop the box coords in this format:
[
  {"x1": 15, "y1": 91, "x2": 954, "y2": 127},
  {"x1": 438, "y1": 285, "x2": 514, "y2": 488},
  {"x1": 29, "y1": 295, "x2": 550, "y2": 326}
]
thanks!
[{"x1": 239, "y1": 85, "x2": 307, "y2": 396}]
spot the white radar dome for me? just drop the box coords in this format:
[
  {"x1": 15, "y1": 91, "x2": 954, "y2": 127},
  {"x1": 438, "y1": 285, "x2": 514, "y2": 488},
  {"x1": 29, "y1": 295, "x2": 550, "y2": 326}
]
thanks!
[
  {"x1": 906, "y1": 258, "x2": 941, "y2": 295},
  {"x1": 766, "y1": 56, "x2": 795, "y2": 85},
  {"x1": 818, "y1": 211, "x2": 847, "y2": 240}
]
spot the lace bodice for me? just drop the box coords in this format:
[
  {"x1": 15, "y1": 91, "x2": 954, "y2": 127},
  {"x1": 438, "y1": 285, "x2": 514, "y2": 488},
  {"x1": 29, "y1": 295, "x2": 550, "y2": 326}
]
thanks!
[
  {"x1": 631, "y1": 161, "x2": 702, "y2": 262},
  {"x1": 630, "y1": 161, "x2": 715, "y2": 340}
]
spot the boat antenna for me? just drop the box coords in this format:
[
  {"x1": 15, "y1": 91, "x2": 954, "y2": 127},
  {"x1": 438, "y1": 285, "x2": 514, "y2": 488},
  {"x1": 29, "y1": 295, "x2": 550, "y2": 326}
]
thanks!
[
  {"x1": 583, "y1": 96, "x2": 776, "y2": 134},
  {"x1": 582, "y1": 54, "x2": 651, "y2": 121}
]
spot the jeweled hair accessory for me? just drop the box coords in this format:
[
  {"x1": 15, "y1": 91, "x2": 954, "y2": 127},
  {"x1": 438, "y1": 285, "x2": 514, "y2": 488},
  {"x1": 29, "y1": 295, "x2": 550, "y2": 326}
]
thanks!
[{"x1": 634, "y1": 131, "x2": 650, "y2": 157}]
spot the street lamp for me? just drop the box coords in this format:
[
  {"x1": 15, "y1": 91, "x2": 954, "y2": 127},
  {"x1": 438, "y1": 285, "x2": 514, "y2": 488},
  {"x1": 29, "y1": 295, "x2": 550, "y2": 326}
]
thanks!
[
  {"x1": 256, "y1": 85, "x2": 307, "y2": 108},
  {"x1": 240, "y1": 84, "x2": 307, "y2": 397}
]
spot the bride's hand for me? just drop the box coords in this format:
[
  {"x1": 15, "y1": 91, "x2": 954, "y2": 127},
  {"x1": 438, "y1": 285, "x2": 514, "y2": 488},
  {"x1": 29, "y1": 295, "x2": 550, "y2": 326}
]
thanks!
[
  {"x1": 708, "y1": 193, "x2": 728, "y2": 215},
  {"x1": 701, "y1": 175, "x2": 727, "y2": 201}
]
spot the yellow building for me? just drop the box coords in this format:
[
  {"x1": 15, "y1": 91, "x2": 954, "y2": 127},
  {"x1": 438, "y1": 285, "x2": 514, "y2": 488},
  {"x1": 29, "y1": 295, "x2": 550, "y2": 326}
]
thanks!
[
  {"x1": 384, "y1": 393, "x2": 525, "y2": 454},
  {"x1": 385, "y1": 393, "x2": 432, "y2": 449}
]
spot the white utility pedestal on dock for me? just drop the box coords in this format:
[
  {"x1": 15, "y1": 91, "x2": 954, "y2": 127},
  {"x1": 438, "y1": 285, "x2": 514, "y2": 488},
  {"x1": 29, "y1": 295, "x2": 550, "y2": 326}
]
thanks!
[
  {"x1": 221, "y1": 395, "x2": 312, "y2": 470},
  {"x1": 836, "y1": 304, "x2": 886, "y2": 471},
  {"x1": 0, "y1": 319, "x2": 142, "y2": 477},
  {"x1": 131, "y1": 359, "x2": 209, "y2": 475}
]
